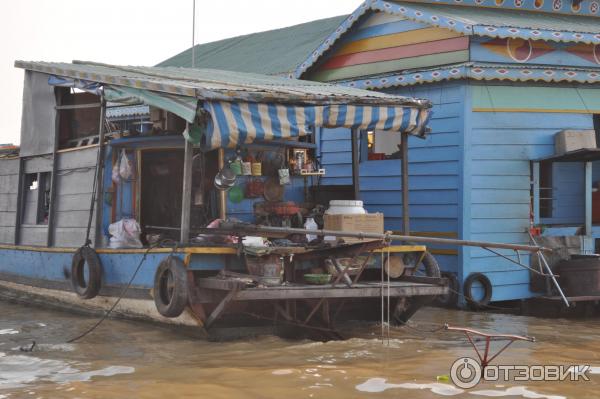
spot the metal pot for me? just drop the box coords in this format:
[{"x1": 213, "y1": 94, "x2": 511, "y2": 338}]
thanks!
[{"x1": 214, "y1": 166, "x2": 237, "y2": 191}]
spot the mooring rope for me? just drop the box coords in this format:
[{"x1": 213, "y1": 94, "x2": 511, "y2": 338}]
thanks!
[{"x1": 66, "y1": 240, "x2": 179, "y2": 343}]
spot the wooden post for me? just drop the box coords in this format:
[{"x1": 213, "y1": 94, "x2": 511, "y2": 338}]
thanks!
[
  {"x1": 532, "y1": 162, "x2": 540, "y2": 225},
  {"x1": 13, "y1": 157, "x2": 24, "y2": 245},
  {"x1": 180, "y1": 133, "x2": 194, "y2": 243},
  {"x1": 46, "y1": 91, "x2": 62, "y2": 247},
  {"x1": 218, "y1": 148, "x2": 226, "y2": 219},
  {"x1": 401, "y1": 131, "x2": 410, "y2": 235},
  {"x1": 585, "y1": 161, "x2": 592, "y2": 237},
  {"x1": 93, "y1": 97, "x2": 107, "y2": 247},
  {"x1": 351, "y1": 128, "x2": 360, "y2": 200}
]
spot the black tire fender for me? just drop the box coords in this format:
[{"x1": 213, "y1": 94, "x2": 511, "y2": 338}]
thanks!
[
  {"x1": 153, "y1": 256, "x2": 189, "y2": 318},
  {"x1": 463, "y1": 272, "x2": 493, "y2": 310},
  {"x1": 71, "y1": 246, "x2": 103, "y2": 299},
  {"x1": 392, "y1": 251, "x2": 441, "y2": 325},
  {"x1": 420, "y1": 251, "x2": 441, "y2": 278}
]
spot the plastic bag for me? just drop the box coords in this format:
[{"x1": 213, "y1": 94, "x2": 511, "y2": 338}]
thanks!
[
  {"x1": 111, "y1": 162, "x2": 120, "y2": 184},
  {"x1": 108, "y1": 218, "x2": 143, "y2": 248},
  {"x1": 119, "y1": 150, "x2": 133, "y2": 180}
]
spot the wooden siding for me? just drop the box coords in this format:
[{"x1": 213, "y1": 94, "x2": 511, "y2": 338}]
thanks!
[
  {"x1": 319, "y1": 82, "x2": 465, "y2": 274},
  {"x1": 52, "y1": 147, "x2": 98, "y2": 247},
  {"x1": 468, "y1": 84, "x2": 595, "y2": 301},
  {"x1": 472, "y1": 86, "x2": 600, "y2": 113},
  {"x1": 0, "y1": 158, "x2": 20, "y2": 244},
  {"x1": 308, "y1": 12, "x2": 468, "y2": 82}
]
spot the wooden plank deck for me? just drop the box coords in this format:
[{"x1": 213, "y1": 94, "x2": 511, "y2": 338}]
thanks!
[{"x1": 196, "y1": 277, "x2": 447, "y2": 301}]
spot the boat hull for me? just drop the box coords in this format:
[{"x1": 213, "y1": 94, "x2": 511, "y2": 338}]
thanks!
[{"x1": 0, "y1": 244, "x2": 447, "y2": 334}]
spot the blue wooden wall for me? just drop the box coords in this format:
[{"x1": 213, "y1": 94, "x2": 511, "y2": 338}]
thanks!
[
  {"x1": 318, "y1": 81, "x2": 466, "y2": 276},
  {"x1": 466, "y1": 83, "x2": 595, "y2": 301}
]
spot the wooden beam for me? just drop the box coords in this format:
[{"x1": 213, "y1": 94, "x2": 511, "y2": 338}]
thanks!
[
  {"x1": 351, "y1": 128, "x2": 360, "y2": 200},
  {"x1": 180, "y1": 134, "x2": 194, "y2": 244},
  {"x1": 585, "y1": 161, "x2": 592, "y2": 237},
  {"x1": 401, "y1": 131, "x2": 410, "y2": 235},
  {"x1": 13, "y1": 158, "x2": 25, "y2": 245},
  {"x1": 46, "y1": 89, "x2": 62, "y2": 247},
  {"x1": 235, "y1": 282, "x2": 447, "y2": 301},
  {"x1": 204, "y1": 287, "x2": 240, "y2": 329},
  {"x1": 55, "y1": 103, "x2": 101, "y2": 110}
]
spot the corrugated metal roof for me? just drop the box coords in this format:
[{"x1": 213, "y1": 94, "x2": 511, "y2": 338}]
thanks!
[
  {"x1": 392, "y1": 1, "x2": 600, "y2": 34},
  {"x1": 14, "y1": 60, "x2": 429, "y2": 107},
  {"x1": 157, "y1": 16, "x2": 348, "y2": 76},
  {"x1": 106, "y1": 104, "x2": 149, "y2": 119}
]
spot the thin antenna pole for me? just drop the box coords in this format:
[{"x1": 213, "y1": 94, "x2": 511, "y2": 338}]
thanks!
[{"x1": 191, "y1": 0, "x2": 196, "y2": 68}]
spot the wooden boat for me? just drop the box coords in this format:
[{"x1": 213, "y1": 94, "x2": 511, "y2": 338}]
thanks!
[{"x1": 0, "y1": 61, "x2": 456, "y2": 337}]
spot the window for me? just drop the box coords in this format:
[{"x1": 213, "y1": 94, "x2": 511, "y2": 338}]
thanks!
[
  {"x1": 56, "y1": 88, "x2": 101, "y2": 149},
  {"x1": 22, "y1": 172, "x2": 51, "y2": 225},
  {"x1": 366, "y1": 130, "x2": 402, "y2": 160},
  {"x1": 539, "y1": 161, "x2": 553, "y2": 218}
]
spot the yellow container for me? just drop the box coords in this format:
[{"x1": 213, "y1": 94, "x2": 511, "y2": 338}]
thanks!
[{"x1": 251, "y1": 162, "x2": 262, "y2": 176}]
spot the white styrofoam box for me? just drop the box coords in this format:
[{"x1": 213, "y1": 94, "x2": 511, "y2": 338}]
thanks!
[{"x1": 554, "y1": 129, "x2": 596, "y2": 155}]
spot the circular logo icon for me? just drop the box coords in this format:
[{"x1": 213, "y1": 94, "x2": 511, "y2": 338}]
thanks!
[{"x1": 450, "y1": 357, "x2": 482, "y2": 389}]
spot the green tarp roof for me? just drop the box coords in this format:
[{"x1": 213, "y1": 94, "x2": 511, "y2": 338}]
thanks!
[
  {"x1": 157, "y1": 15, "x2": 347, "y2": 76},
  {"x1": 14, "y1": 60, "x2": 428, "y2": 107}
]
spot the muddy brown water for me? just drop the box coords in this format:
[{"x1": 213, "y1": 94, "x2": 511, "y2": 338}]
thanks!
[{"x1": 1, "y1": 300, "x2": 599, "y2": 399}]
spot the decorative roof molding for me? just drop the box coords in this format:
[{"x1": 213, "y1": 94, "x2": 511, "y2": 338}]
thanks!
[
  {"x1": 294, "y1": 1, "x2": 600, "y2": 78},
  {"x1": 336, "y1": 63, "x2": 600, "y2": 89}
]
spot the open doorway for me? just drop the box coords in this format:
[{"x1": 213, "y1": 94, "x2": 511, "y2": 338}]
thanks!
[{"x1": 140, "y1": 149, "x2": 184, "y2": 240}]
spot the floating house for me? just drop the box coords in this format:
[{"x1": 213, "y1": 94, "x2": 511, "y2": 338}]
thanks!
[{"x1": 162, "y1": 0, "x2": 600, "y2": 306}]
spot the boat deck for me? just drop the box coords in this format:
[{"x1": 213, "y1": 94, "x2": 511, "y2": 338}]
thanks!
[{"x1": 196, "y1": 277, "x2": 448, "y2": 301}]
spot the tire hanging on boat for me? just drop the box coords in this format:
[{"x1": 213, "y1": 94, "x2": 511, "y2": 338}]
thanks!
[
  {"x1": 71, "y1": 246, "x2": 103, "y2": 299},
  {"x1": 392, "y1": 251, "x2": 441, "y2": 325},
  {"x1": 463, "y1": 272, "x2": 492, "y2": 310},
  {"x1": 153, "y1": 256, "x2": 189, "y2": 318}
]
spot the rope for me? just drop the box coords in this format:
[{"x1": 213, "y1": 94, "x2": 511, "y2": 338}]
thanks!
[{"x1": 66, "y1": 240, "x2": 178, "y2": 343}]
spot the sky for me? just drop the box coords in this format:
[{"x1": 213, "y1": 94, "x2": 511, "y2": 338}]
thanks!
[{"x1": 0, "y1": 0, "x2": 358, "y2": 145}]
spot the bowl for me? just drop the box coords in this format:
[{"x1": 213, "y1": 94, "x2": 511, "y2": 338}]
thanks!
[{"x1": 304, "y1": 273, "x2": 332, "y2": 285}]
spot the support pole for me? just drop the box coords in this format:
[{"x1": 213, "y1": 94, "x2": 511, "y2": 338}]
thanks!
[
  {"x1": 204, "y1": 223, "x2": 549, "y2": 253},
  {"x1": 585, "y1": 161, "x2": 592, "y2": 237},
  {"x1": 351, "y1": 128, "x2": 360, "y2": 200},
  {"x1": 218, "y1": 148, "x2": 226, "y2": 220},
  {"x1": 401, "y1": 131, "x2": 410, "y2": 235},
  {"x1": 93, "y1": 97, "x2": 107, "y2": 247},
  {"x1": 180, "y1": 134, "x2": 194, "y2": 243},
  {"x1": 46, "y1": 91, "x2": 62, "y2": 247}
]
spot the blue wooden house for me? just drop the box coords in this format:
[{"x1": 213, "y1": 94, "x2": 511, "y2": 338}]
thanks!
[{"x1": 161, "y1": 0, "x2": 600, "y2": 306}]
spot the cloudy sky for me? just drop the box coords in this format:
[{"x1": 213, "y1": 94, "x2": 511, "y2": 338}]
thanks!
[{"x1": 0, "y1": 0, "x2": 357, "y2": 145}]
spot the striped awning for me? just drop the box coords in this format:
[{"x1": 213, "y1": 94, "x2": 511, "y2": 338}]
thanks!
[{"x1": 201, "y1": 100, "x2": 430, "y2": 150}]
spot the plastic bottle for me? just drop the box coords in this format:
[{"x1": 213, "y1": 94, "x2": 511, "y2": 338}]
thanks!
[{"x1": 304, "y1": 217, "x2": 318, "y2": 242}]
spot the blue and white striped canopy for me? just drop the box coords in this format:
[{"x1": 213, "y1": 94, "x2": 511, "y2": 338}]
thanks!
[{"x1": 202, "y1": 101, "x2": 430, "y2": 150}]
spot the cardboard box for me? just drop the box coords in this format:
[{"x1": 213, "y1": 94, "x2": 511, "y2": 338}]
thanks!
[
  {"x1": 324, "y1": 213, "x2": 384, "y2": 243},
  {"x1": 554, "y1": 130, "x2": 596, "y2": 155}
]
